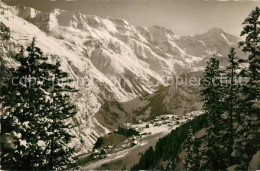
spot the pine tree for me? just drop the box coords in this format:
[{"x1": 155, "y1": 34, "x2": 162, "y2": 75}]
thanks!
[
  {"x1": 183, "y1": 126, "x2": 201, "y2": 171},
  {"x1": 121, "y1": 164, "x2": 126, "y2": 170},
  {"x1": 234, "y1": 6, "x2": 260, "y2": 169},
  {"x1": 0, "y1": 39, "x2": 78, "y2": 169},
  {"x1": 200, "y1": 55, "x2": 227, "y2": 170},
  {"x1": 0, "y1": 22, "x2": 11, "y2": 40},
  {"x1": 0, "y1": 55, "x2": 9, "y2": 90},
  {"x1": 0, "y1": 38, "x2": 54, "y2": 169},
  {"x1": 0, "y1": 53, "x2": 13, "y2": 168},
  {"x1": 168, "y1": 155, "x2": 177, "y2": 170},
  {"x1": 222, "y1": 48, "x2": 241, "y2": 165},
  {"x1": 45, "y1": 60, "x2": 78, "y2": 170}
]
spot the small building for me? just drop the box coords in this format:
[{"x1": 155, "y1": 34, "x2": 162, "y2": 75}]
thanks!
[
  {"x1": 155, "y1": 123, "x2": 161, "y2": 126},
  {"x1": 154, "y1": 119, "x2": 159, "y2": 122},
  {"x1": 93, "y1": 149, "x2": 98, "y2": 153},
  {"x1": 168, "y1": 123, "x2": 174, "y2": 126},
  {"x1": 123, "y1": 123, "x2": 132, "y2": 128},
  {"x1": 99, "y1": 154, "x2": 106, "y2": 159},
  {"x1": 131, "y1": 140, "x2": 138, "y2": 147},
  {"x1": 161, "y1": 115, "x2": 169, "y2": 120}
]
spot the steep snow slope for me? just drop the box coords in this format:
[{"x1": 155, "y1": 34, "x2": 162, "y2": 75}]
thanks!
[
  {"x1": 130, "y1": 71, "x2": 204, "y2": 120},
  {"x1": 0, "y1": 6, "x2": 112, "y2": 154},
  {"x1": 0, "y1": 2, "x2": 241, "y2": 153}
]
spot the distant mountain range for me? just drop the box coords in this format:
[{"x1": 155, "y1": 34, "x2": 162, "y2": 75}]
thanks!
[{"x1": 0, "y1": 2, "x2": 243, "y2": 153}]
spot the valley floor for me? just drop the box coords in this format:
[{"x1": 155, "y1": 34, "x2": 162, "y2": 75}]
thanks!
[{"x1": 81, "y1": 112, "x2": 202, "y2": 169}]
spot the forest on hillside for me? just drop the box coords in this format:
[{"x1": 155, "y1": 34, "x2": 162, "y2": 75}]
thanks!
[{"x1": 130, "y1": 7, "x2": 260, "y2": 170}]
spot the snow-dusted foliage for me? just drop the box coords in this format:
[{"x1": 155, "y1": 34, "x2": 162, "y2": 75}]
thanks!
[
  {"x1": 44, "y1": 60, "x2": 79, "y2": 170},
  {"x1": 183, "y1": 127, "x2": 201, "y2": 170},
  {"x1": 0, "y1": 39, "x2": 78, "y2": 169},
  {"x1": 200, "y1": 56, "x2": 228, "y2": 170},
  {"x1": 182, "y1": 7, "x2": 260, "y2": 170},
  {"x1": 1, "y1": 39, "x2": 56, "y2": 169},
  {"x1": 234, "y1": 6, "x2": 260, "y2": 170}
]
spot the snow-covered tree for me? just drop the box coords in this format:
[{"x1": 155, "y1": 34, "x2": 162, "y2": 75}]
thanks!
[
  {"x1": 0, "y1": 55, "x2": 9, "y2": 90},
  {"x1": 183, "y1": 126, "x2": 201, "y2": 170},
  {"x1": 0, "y1": 39, "x2": 78, "y2": 169},
  {"x1": 234, "y1": 6, "x2": 260, "y2": 169},
  {"x1": 45, "y1": 60, "x2": 78, "y2": 170},
  {"x1": 200, "y1": 55, "x2": 227, "y2": 170},
  {"x1": 0, "y1": 22, "x2": 11, "y2": 40},
  {"x1": 0, "y1": 38, "x2": 54, "y2": 169}
]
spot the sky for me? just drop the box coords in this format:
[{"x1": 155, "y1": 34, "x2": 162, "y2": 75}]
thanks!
[{"x1": 3, "y1": 0, "x2": 260, "y2": 37}]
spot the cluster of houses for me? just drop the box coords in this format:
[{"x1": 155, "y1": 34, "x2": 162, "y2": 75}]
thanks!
[
  {"x1": 116, "y1": 115, "x2": 193, "y2": 135},
  {"x1": 149, "y1": 115, "x2": 191, "y2": 127},
  {"x1": 90, "y1": 114, "x2": 196, "y2": 161},
  {"x1": 92, "y1": 145, "x2": 113, "y2": 159}
]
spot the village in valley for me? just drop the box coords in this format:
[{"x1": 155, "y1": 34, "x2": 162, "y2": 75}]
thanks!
[{"x1": 81, "y1": 111, "x2": 203, "y2": 168}]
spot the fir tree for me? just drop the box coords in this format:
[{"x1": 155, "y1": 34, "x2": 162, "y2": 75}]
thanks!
[
  {"x1": 222, "y1": 48, "x2": 241, "y2": 165},
  {"x1": 234, "y1": 6, "x2": 260, "y2": 169},
  {"x1": 200, "y1": 55, "x2": 227, "y2": 170},
  {"x1": 0, "y1": 55, "x2": 9, "y2": 90},
  {"x1": 0, "y1": 54, "x2": 13, "y2": 167},
  {"x1": 0, "y1": 38, "x2": 54, "y2": 169},
  {"x1": 168, "y1": 155, "x2": 178, "y2": 170},
  {"x1": 45, "y1": 60, "x2": 78, "y2": 170},
  {"x1": 0, "y1": 39, "x2": 78, "y2": 169},
  {"x1": 0, "y1": 22, "x2": 11, "y2": 40},
  {"x1": 121, "y1": 165, "x2": 126, "y2": 170},
  {"x1": 183, "y1": 126, "x2": 201, "y2": 171}
]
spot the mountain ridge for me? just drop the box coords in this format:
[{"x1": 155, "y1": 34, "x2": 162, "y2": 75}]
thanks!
[{"x1": 0, "y1": 2, "x2": 242, "y2": 153}]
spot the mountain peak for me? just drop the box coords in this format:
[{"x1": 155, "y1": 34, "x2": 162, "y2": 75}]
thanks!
[
  {"x1": 193, "y1": 27, "x2": 240, "y2": 43},
  {"x1": 107, "y1": 17, "x2": 130, "y2": 27},
  {"x1": 14, "y1": 4, "x2": 40, "y2": 19},
  {"x1": 50, "y1": 8, "x2": 62, "y2": 14},
  {"x1": 207, "y1": 27, "x2": 225, "y2": 34},
  {"x1": 149, "y1": 25, "x2": 175, "y2": 35}
]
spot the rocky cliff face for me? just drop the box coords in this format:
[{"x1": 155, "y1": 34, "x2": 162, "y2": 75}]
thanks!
[{"x1": 0, "y1": 2, "x2": 241, "y2": 153}]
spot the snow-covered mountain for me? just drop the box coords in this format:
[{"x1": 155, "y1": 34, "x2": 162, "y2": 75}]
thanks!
[
  {"x1": 136, "y1": 71, "x2": 204, "y2": 119},
  {"x1": 0, "y1": 2, "x2": 241, "y2": 153}
]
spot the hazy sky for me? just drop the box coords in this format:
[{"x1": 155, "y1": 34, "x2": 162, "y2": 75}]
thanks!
[{"x1": 3, "y1": 0, "x2": 260, "y2": 37}]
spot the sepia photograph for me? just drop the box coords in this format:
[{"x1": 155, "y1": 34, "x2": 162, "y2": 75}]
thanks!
[{"x1": 0, "y1": 0, "x2": 259, "y2": 170}]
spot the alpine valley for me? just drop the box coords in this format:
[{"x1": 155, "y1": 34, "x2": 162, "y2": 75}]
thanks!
[{"x1": 0, "y1": 2, "x2": 245, "y2": 169}]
